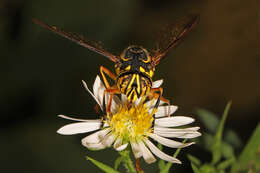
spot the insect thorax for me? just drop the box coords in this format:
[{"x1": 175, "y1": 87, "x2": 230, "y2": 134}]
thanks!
[{"x1": 115, "y1": 45, "x2": 155, "y2": 102}]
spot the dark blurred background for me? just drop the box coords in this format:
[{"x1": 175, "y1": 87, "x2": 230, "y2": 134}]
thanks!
[{"x1": 1, "y1": 0, "x2": 259, "y2": 172}]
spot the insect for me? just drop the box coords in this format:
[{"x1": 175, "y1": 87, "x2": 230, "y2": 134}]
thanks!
[{"x1": 32, "y1": 15, "x2": 199, "y2": 113}]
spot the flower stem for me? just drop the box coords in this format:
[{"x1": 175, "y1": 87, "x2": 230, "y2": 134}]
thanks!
[{"x1": 119, "y1": 149, "x2": 137, "y2": 173}]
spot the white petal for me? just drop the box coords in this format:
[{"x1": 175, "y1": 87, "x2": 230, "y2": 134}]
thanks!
[
  {"x1": 58, "y1": 114, "x2": 100, "y2": 122},
  {"x1": 152, "y1": 79, "x2": 163, "y2": 88},
  {"x1": 83, "y1": 142, "x2": 106, "y2": 150},
  {"x1": 110, "y1": 95, "x2": 120, "y2": 114},
  {"x1": 130, "y1": 141, "x2": 142, "y2": 158},
  {"x1": 138, "y1": 141, "x2": 156, "y2": 164},
  {"x1": 154, "y1": 126, "x2": 200, "y2": 133},
  {"x1": 82, "y1": 80, "x2": 102, "y2": 109},
  {"x1": 148, "y1": 133, "x2": 194, "y2": 148},
  {"x1": 93, "y1": 76, "x2": 106, "y2": 107},
  {"x1": 144, "y1": 139, "x2": 181, "y2": 164},
  {"x1": 154, "y1": 116, "x2": 194, "y2": 127},
  {"x1": 57, "y1": 122, "x2": 101, "y2": 135},
  {"x1": 115, "y1": 143, "x2": 128, "y2": 151},
  {"x1": 154, "y1": 130, "x2": 201, "y2": 139},
  {"x1": 101, "y1": 132, "x2": 116, "y2": 147},
  {"x1": 81, "y1": 128, "x2": 110, "y2": 144},
  {"x1": 113, "y1": 138, "x2": 122, "y2": 149},
  {"x1": 149, "y1": 105, "x2": 178, "y2": 118}
]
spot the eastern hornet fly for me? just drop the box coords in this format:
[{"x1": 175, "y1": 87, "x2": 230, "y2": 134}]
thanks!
[{"x1": 32, "y1": 15, "x2": 199, "y2": 113}]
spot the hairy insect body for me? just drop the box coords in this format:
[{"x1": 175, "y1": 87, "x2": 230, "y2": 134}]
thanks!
[{"x1": 115, "y1": 46, "x2": 155, "y2": 102}]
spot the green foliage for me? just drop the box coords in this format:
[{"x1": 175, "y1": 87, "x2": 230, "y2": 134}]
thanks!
[
  {"x1": 118, "y1": 149, "x2": 137, "y2": 173},
  {"x1": 190, "y1": 101, "x2": 260, "y2": 173},
  {"x1": 231, "y1": 123, "x2": 260, "y2": 173},
  {"x1": 189, "y1": 101, "x2": 236, "y2": 173},
  {"x1": 196, "y1": 108, "x2": 219, "y2": 133},
  {"x1": 114, "y1": 156, "x2": 123, "y2": 170},
  {"x1": 87, "y1": 148, "x2": 137, "y2": 173},
  {"x1": 86, "y1": 156, "x2": 120, "y2": 173},
  {"x1": 196, "y1": 105, "x2": 242, "y2": 149},
  {"x1": 211, "y1": 101, "x2": 232, "y2": 165}
]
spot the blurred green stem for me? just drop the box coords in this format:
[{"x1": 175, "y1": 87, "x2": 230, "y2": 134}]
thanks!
[{"x1": 119, "y1": 148, "x2": 137, "y2": 173}]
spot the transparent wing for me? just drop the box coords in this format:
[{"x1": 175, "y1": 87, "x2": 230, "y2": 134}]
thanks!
[
  {"x1": 32, "y1": 18, "x2": 119, "y2": 63},
  {"x1": 152, "y1": 14, "x2": 199, "y2": 66}
]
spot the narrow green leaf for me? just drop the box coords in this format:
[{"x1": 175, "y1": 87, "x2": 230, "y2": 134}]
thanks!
[
  {"x1": 231, "y1": 123, "x2": 260, "y2": 173},
  {"x1": 187, "y1": 154, "x2": 201, "y2": 166},
  {"x1": 191, "y1": 163, "x2": 201, "y2": 173},
  {"x1": 86, "y1": 156, "x2": 120, "y2": 173},
  {"x1": 114, "y1": 156, "x2": 123, "y2": 170},
  {"x1": 196, "y1": 108, "x2": 219, "y2": 133},
  {"x1": 211, "y1": 101, "x2": 232, "y2": 165},
  {"x1": 217, "y1": 156, "x2": 235, "y2": 171}
]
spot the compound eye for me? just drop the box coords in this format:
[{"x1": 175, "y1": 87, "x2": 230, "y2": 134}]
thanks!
[
  {"x1": 121, "y1": 51, "x2": 133, "y2": 61},
  {"x1": 140, "y1": 54, "x2": 151, "y2": 63}
]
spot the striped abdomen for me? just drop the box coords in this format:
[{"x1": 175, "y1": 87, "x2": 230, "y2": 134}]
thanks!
[{"x1": 117, "y1": 73, "x2": 151, "y2": 103}]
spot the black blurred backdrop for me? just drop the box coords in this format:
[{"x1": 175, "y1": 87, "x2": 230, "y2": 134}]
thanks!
[{"x1": 1, "y1": 0, "x2": 259, "y2": 172}]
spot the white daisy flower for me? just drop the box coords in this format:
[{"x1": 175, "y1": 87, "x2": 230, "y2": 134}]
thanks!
[{"x1": 57, "y1": 76, "x2": 201, "y2": 164}]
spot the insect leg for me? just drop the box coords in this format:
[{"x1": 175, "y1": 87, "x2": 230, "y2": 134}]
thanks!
[
  {"x1": 100, "y1": 66, "x2": 118, "y2": 113},
  {"x1": 150, "y1": 87, "x2": 171, "y2": 117},
  {"x1": 136, "y1": 158, "x2": 144, "y2": 173},
  {"x1": 100, "y1": 66, "x2": 117, "y2": 88},
  {"x1": 103, "y1": 88, "x2": 120, "y2": 115}
]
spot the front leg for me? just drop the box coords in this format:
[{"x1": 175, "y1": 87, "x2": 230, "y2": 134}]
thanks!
[
  {"x1": 150, "y1": 87, "x2": 170, "y2": 116},
  {"x1": 99, "y1": 66, "x2": 119, "y2": 113}
]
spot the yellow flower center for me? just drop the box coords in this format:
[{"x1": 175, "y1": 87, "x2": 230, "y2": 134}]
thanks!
[{"x1": 106, "y1": 103, "x2": 154, "y2": 142}]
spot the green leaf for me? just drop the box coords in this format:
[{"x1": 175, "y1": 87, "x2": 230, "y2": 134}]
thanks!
[
  {"x1": 87, "y1": 156, "x2": 120, "y2": 173},
  {"x1": 224, "y1": 129, "x2": 242, "y2": 149},
  {"x1": 231, "y1": 123, "x2": 260, "y2": 173},
  {"x1": 114, "y1": 156, "x2": 123, "y2": 170},
  {"x1": 196, "y1": 108, "x2": 219, "y2": 133},
  {"x1": 191, "y1": 163, "x2": 201, "y2": 173},
  {"x1": 221, "y1": 142, "x2": 235, "y2": 159},
  {"x1": 200, "y1": 133, "x2": 214, "y2": 151},
  {"x1": 211, "y1": 101, "x2": 232, "y2": 165},
  {"x1": 217, "y1": 156, "x2": 235, "y2": 171},
  {"x1": 197, "y1": 106, "x2": 242, "y2": 150},
  {"x1": 187, "y1": 154, "x2": 201, "y2": 166},
  {"x1": 200, "y1": 164, "x2": 217, "y2": 173}
]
